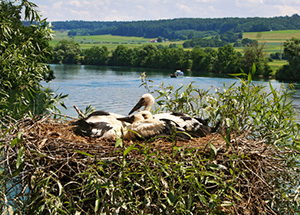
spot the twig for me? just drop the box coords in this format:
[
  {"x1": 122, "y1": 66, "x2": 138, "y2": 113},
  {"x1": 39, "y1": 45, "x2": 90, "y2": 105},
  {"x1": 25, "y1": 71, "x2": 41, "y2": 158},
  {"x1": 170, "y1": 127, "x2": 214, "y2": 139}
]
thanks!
[
  {"x1": 49, "y1": 111, "x2": 78, "y2": 120},
  {"x1": 73, "y1": 105, "x2": 86, "y2": 118},
  {"x1": 241, "y1": 160, "x2": 271, "y2": 188}
]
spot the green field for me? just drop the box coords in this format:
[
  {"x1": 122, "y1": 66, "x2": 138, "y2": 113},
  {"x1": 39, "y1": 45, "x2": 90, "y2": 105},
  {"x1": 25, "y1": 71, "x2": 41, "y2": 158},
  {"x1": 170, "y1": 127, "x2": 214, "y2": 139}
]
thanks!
[
  {"x1": 51, "y1": 30, "x2": 300, "y2": 52},
  {"x1": 50, "y1": 31, "x2": 184, "y2": 50},
  {"x1": 243, "y1": 30, "x2": 300, "y2": 54},
  {"x1": 242, "y1": 30, "x2": 300, "y2": 72}
]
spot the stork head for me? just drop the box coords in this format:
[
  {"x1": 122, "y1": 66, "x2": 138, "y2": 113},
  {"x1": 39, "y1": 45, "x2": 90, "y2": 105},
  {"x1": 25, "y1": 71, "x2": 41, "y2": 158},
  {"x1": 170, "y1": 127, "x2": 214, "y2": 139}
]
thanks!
[
  {"x1": 118, "y1": 111, "x2": 153, "y2": 124},
  {"x1": 128, "y1": 93, "x2": 155, "y2": 115}
]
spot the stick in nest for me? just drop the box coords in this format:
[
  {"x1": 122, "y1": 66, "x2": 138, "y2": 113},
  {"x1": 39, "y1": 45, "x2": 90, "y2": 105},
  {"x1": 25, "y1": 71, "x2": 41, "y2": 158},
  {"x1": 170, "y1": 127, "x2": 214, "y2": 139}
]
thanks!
[{"x1": 73, "y1": 105, "x2": 86, "y2": 118}]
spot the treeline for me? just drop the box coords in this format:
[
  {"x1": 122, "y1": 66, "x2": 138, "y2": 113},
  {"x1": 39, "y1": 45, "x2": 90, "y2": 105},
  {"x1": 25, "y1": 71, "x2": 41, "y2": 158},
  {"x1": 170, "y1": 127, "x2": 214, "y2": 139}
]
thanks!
[
  {"x1": 46, "y1": 14, "x2": 300, "y2": 40},
  {"x1": 51, "y1": 39, "x2": 272, "y2": 77},
  {"x1": 52, "y1": 37, "x2": 300, "y2": 80}
]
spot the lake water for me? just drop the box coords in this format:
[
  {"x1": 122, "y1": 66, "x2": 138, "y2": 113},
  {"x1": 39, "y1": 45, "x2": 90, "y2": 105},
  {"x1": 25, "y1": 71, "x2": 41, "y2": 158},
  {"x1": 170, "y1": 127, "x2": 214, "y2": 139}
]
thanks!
[{"x1": 44, "y1": 64, "x2": 300, "y2": 118}]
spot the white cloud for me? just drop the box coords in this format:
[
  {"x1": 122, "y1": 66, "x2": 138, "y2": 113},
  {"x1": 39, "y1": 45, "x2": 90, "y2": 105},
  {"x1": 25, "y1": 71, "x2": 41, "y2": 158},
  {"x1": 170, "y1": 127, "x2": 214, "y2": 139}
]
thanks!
[
  {"x1": 31, "y1": 0, "x2": 300, "y2": 21},
  {"x1": 275, "y1": 5, "x2": 300, "y2": 15},
  {"x1": 68, "y1": 1, "x2": 81, "y2": 7},
  {"x1": 194, "y1": 0, "x2": 216, "y2": 2}
]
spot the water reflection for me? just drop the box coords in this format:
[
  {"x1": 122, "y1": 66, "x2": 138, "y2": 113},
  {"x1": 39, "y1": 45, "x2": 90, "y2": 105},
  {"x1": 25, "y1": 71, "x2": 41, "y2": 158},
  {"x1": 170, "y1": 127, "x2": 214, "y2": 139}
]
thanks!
[{"x1": 44, "y1": 64, "x2": 300, "y2": 118}]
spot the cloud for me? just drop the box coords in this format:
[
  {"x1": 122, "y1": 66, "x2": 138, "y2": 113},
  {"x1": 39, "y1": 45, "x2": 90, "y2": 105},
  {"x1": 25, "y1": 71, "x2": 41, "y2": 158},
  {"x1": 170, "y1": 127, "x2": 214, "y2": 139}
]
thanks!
[
  {"x1": 32, "y1": 0, "x2": 300, "y2": 21},
  {"x1": 275, "y1": 5, "x2": 300, "y2": 15}
]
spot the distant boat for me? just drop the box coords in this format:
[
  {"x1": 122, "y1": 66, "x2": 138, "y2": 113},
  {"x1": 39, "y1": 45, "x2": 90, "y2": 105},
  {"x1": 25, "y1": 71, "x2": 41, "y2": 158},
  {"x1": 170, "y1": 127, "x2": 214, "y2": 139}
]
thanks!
[{"x1": 170, "y1": 70, "x2": 184, "y2": 78}]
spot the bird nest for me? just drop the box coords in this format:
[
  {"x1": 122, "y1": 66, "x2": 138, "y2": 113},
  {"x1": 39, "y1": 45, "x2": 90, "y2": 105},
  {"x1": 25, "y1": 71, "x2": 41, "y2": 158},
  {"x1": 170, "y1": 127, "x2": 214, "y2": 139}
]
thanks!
[{"x1": 0, "y1": 115, "x2": 297, "y2": 214}]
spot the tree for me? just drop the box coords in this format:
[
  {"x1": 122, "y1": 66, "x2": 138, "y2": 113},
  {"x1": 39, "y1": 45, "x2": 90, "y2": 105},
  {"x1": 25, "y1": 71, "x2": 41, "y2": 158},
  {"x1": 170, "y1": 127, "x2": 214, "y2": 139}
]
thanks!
[
  {"x1": 169, "y1": 43, "x2": 177, "y2": 48},
  {"x1": 52, "y1": 39, "x2": 81, "y2": 64},
  {"x1": 220, "y1": 31, "x2": 239, "y2": 43},
  {"x1": 157, "y1": 36, "x2": 163, "y2": 42},
  {"x1": 82, "y1": 46, "x2": 109, "y2": 65},
  {"x1": 159, "y1": 47, "x2": 190, "y2": 70},
  {"x1": 214, "y1": 45, "x2": 241, "y2": 73},
  {"x1": 135, "y1": 44, "x2": 158, "y2": 68},
  {"x1": 109, "y1": 45, "x2": 136, "y2": 66},
  {"x1": 0, "y1": 0, "x2": 59, "y2": 119},
  {"x1": 188, "y1": 31, "x2": 195, "y2": 39},
  {"x1": 242, "y1": 42, "x2": 271, "y2": 77},
  {"x1": 241, "y1": 38, "x2": 256, "y2": 47},
  {"x1": 276, "y1": 38, "x2": 300, "y2": 81},
  {"x1": 190, "y1": 47, "x2": 207, "y2": 72}
]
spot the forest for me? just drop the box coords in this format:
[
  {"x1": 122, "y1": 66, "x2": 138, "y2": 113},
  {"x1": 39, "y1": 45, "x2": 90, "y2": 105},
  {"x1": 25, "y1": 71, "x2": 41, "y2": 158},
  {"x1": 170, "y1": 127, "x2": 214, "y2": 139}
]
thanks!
[{"x1": 45, "y1": 15, "x2": 300, "y2": 40}]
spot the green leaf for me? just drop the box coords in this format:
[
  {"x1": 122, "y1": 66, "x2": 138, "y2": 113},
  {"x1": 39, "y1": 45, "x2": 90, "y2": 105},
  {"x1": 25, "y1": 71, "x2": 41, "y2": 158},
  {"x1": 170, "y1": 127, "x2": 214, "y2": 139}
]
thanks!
[
  {"x1": 95, "y1": 199, "x2": 100, "y2": 213},
  {"x1": 221, "y1": 201, "x2": 234, "y2": 207},
  {"x1": 11, "y1": 138, "x2": 18, "y2": 148},
  {"x1": 17, "y1": 131, "x2": 22, "y2": 141},
  {"x1": 209, "y1": 142, "x2": 217, "y2": 156},
  {"x1": 248, "y1": 70, "x2": 252, "y2": 83},
  {"x1": 167, "y1": 191, "x2": 176, "y2": 206},
  {"x1": 251, "y1": 63, "x2": 256, "y2": 76},
  {"x1": 115, "y1": 136, "x2": 123, "y2": 148},
  {"x1": 229, "y1": 73, "x2": 246, "y2": 77},
  {"x1": 1, "y1": 127, "x2": 13, "y2": 138},
  {"x1": 75, "y1": 150, "x2": 94, "y2": 158},
  {"x1": 17, "y1": 147, "x2": 24, "y2": 169},
  {"x1": 12, "y1": 162, "x2": 25, "y2": 177},
  {"x1": 123, "y1": 143, "x2": 137, "y2": 157},
  {"x1": 57, "y1": 180, "x2": 63, "y2": 196}
]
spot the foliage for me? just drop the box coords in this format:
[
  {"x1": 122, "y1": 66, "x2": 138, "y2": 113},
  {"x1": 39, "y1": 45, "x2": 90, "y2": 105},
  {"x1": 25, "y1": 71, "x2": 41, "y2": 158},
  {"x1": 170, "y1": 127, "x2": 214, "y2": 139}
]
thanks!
[
  {"x1": 276, "y1": 37, "x2": 300, "y2": 81},
  {"x1": 0, "y1": 0, "x2": 67, "y2": 120},
  {"x1": 108, "y1": 45, "x2": 137, "y2": 66},
  {"x1": 107, "y1": 44, "x2": 191, "y2": 70},
  {"x1": 190, "y1": 47, "x2": 217, "y2": 72},
  {"x1": 80, "y1": 42, "x2": 275, "y2": 76},
  {"x1": 82, "y1": 46, "x2": 109, "y2": 65},
  {"x1": 48, "y1": 14, "x2": 300, "y2": 40},
  {"x1": 143, "y1": 66, "x2": 300, "y2": 148},
  {"x1": 270, "y1": 52, "x2": 287, "y2": 60},
  {"x1": 52, "y1": 39, "x2": 82, "y2": 64},
  {"x1": 242, "y1": 42, "x2": 272, "y2": 77},
  {"x1": 1, "y1": 68, "x2": 299, "y2": 214},
  {"x1": 215, "y1": 45, "x2": 241, "y2": 74}
]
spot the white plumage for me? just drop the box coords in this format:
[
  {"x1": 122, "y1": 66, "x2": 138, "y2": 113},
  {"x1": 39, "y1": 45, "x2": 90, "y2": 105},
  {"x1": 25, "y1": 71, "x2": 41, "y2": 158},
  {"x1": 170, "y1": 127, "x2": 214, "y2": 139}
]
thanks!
[
  {"x1": 74, "y1": 110, "x2": 129, "y2": 140},
  {"x1": 118, "y1": 111, "x2": 189, "y2": 140},
  {"x1": 128, "y1": 94, "x2": 215, "y2": 137}
]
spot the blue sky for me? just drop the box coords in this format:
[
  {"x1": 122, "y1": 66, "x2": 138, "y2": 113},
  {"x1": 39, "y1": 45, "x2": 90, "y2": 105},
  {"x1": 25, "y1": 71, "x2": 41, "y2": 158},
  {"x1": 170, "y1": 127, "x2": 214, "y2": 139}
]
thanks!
[{"x1": 31, "y1": 0, "x2": 300, "y2": 21}]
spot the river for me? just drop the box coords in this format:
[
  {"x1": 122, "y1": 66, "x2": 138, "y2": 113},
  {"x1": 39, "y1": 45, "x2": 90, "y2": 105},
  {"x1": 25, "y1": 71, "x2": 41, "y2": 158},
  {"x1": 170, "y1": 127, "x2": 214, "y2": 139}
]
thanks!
[{"x1": 44, "y1": 64, "x2": 300, "y2": 118}]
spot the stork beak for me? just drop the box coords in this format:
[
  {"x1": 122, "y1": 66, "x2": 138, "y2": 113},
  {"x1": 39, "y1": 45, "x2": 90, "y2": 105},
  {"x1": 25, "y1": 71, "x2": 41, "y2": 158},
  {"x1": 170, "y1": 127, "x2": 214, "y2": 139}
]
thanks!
[
  {"x1": 128, "y1": 98, "x2": 144, "y2": 115},
  {"x1": 117, "y1": 116, "x2": 135, "y2": 124}
]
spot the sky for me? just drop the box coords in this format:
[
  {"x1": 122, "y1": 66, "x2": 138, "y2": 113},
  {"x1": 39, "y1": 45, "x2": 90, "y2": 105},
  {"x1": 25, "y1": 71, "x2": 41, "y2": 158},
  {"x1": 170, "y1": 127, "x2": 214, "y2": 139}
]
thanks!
[{"x1": 31, "y1": 0, "x2": 300, "y2": 22}]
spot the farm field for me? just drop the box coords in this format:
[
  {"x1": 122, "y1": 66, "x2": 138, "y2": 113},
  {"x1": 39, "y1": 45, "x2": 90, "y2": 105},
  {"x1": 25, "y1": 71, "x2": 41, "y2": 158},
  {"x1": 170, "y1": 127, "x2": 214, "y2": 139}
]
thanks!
[
  {"x1": 269, "y1": 59, "x2": 288, "y2": 73},
  {"x1": 51, "y1": 30, "x2": 300, "y2": 53},
  {"x1": 243, "y1": 30, "x2": 300, "y2": 54},
  {"x1": 50, "y1": 31, "x2": 184, "y2": 50}
]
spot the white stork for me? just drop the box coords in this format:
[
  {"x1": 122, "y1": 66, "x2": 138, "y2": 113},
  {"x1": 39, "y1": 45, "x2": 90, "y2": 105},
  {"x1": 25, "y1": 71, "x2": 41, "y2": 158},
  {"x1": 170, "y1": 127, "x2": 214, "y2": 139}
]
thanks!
[
  {"x1": 128, "y1": 94, "x2": 216, "y2": 137},
  {"x1": 73, "y1": 110, "x2": 129, "y2": 140},
  {"x1": 117, "y1": 111, "x2": 190, "y2": 140}
]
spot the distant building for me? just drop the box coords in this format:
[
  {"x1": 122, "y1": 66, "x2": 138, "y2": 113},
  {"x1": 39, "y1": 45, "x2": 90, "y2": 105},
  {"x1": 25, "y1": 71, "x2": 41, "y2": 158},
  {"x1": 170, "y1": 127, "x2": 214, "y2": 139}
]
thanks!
[{"x1": 150, "y1": 38, "x2": 166, "y2": 43}]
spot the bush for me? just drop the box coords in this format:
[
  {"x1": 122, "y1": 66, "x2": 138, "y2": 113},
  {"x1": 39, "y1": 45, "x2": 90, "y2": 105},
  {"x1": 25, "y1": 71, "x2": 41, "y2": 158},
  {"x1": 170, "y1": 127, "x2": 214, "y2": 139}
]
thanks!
[{"x1": 0, "y1": 0, "x2": 66, "y2": 121}]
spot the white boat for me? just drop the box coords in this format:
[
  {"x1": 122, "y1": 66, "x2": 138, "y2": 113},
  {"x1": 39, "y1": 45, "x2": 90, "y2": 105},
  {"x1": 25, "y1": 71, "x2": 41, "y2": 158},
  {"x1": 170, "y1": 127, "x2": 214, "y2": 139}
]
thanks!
[{"x1": 170, "y1": 70, "x2": 184, "y2": 78}]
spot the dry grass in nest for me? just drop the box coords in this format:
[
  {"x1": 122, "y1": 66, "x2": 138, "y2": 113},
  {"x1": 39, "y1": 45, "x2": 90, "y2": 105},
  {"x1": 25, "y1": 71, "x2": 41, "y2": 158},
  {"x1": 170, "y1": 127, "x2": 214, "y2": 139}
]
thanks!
[
  {"x1": 0, "y1": 115, "x2": 296, "y2": 214},
  {"x1": 17, "y1": 115, "x2": 227, "y2": 155}
]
